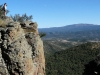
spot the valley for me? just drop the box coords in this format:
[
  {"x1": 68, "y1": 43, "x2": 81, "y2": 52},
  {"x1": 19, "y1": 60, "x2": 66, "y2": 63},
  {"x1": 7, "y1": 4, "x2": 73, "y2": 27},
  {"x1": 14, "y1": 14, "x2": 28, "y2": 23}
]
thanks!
[{"x1": 39, "y1": 24, "x2": 100, "y2": 75}]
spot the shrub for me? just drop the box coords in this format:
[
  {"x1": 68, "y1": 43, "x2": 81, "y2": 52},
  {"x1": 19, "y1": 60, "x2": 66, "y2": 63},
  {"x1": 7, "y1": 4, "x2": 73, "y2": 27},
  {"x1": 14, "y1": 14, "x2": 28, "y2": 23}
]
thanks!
[
  {"x1": 39, "y1": 32, "x2": 46, "y2": 37},
  {"x1": 10, "y1": 13, "x2": 33, "y2": 22}
]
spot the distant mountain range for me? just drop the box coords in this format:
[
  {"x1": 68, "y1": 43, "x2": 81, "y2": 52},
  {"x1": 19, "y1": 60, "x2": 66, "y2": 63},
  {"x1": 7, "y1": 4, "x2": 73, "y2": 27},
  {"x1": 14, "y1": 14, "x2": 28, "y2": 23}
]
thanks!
[
  {"x1": 39, "y1": 24, "x2": 100, "y2": 41},
  {"x1": 39, "y1": 24, "x2": 100, "y2": 32}
]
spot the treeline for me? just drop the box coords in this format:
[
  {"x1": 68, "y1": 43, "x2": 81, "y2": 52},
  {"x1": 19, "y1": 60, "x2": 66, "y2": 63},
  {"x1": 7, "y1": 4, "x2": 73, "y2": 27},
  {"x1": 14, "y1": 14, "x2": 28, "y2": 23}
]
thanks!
[{"x1": 46, "y1": 42, "x2": 100, "y2": 75}]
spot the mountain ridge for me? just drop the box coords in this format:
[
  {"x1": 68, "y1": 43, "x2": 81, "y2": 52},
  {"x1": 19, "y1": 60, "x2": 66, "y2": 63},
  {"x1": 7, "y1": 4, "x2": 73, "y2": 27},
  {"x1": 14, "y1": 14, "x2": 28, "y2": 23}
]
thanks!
[
  {"x1": 39, "y1": 23, "x2": 100, "y2": 29},
  {"x1": 39, "y1": 23, "x2": 100, "y2": 32}
]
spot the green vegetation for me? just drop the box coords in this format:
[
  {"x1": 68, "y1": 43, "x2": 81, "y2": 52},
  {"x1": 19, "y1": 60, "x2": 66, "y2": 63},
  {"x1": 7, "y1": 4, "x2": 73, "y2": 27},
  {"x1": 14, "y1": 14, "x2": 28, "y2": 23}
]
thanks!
[
  {"x1": 0, "y1": 5, "x2": 9, "y2": 18},
  {"x1": 10, "y1": 13, "x2": 33, "y2": 22},
  {"x1": 45, "y1": 42, "x2": 100, "y2": 75},
  {"x1": 0, "y1": 5, "x2": 3, "y2": 17},
  {"x1": 0, "y1": 4, "x2": 33, "y2": 22},
  {"x1": 0, "y1": 4, "x2": 33, "y2": 28},
  {"x1": 39, "y1": 32, "x2": 46, "y2": 38}
]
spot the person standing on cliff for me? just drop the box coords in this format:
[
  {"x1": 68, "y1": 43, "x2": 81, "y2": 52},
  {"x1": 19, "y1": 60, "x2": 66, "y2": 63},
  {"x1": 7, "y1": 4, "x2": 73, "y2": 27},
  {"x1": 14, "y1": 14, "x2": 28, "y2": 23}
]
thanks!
[{"x1": 3, "y1": 3, "x2": 7, "y2": 16}]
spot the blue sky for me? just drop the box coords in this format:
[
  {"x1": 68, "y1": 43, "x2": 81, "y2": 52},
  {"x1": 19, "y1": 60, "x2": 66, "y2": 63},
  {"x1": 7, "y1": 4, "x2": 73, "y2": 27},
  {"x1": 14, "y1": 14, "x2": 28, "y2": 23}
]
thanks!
[{"x1": 1, "y1": 0, "x2": 100, "y2": 28}]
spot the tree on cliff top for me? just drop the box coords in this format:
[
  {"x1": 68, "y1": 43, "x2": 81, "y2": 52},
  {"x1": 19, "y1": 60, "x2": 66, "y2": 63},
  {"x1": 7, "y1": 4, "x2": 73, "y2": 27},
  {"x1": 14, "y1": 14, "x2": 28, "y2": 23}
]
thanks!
[{"x1": 10, "y1": 13, "x2": 33, "y2": 22}]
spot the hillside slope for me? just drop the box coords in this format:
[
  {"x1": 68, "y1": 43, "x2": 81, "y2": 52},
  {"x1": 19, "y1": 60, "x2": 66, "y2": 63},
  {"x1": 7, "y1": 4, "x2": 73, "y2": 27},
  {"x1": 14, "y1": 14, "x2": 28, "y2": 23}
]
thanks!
[
  {"x1": 46, "y1": 42, "x2": 100, "y2": 75},
  {"x1": 43, "y1": 40, "x2": 82, "y2": 55}
]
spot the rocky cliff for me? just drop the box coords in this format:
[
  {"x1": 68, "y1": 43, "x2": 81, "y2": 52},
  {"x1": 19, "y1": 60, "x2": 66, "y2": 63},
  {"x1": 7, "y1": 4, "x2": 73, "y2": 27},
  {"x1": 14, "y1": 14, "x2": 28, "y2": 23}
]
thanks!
[{"x1": 0, "y1": 17, "x2": 45, "y2": 75}]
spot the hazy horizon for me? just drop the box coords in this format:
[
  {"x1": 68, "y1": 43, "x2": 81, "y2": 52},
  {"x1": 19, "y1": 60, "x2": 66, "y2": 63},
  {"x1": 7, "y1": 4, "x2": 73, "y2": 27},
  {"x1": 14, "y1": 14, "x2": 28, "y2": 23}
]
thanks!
[{"x1": 38, "y1": 23, "x2": 100, "y2": 28}]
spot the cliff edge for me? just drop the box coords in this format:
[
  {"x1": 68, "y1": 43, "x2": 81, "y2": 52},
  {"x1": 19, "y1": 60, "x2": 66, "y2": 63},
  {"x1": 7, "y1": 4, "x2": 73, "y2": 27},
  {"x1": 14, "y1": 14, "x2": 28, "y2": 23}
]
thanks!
[{"x1": 0, "y1": 17, "x2": 45, "y2": 75}]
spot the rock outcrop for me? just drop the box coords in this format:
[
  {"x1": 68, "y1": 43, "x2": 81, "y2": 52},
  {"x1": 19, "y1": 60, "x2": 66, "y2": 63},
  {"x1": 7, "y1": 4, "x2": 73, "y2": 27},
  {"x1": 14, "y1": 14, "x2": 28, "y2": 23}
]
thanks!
[{"x1": 0, "y1": 17, "x2": 45, "y2": 75}]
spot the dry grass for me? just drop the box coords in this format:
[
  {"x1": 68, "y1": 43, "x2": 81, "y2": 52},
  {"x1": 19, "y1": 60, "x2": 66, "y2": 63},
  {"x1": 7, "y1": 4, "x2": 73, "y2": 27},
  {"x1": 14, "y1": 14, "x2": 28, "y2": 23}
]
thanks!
[
  {"x1": 23, "y1": 28, "x2": 36, "y2": 33},
  {"x1": 0, "y1": 19, "x2": 7, "y2": 27}
]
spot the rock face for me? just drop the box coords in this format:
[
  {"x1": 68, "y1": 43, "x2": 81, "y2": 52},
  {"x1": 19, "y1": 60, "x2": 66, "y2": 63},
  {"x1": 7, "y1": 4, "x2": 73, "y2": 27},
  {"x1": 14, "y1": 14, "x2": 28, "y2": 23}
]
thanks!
[{"x1": 0, "y1": 18, "x2": 45, "y2": 75}]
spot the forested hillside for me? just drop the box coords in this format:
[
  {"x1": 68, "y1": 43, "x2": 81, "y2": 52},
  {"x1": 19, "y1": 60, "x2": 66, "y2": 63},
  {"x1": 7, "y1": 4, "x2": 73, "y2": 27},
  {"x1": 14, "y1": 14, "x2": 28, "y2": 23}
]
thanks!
[
  {"x1": 46, "y1": 42, "x2": 100, "y2": 75},
  {"x1": 43, "y1": 40, "x2": 83, "y2": 55}
]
